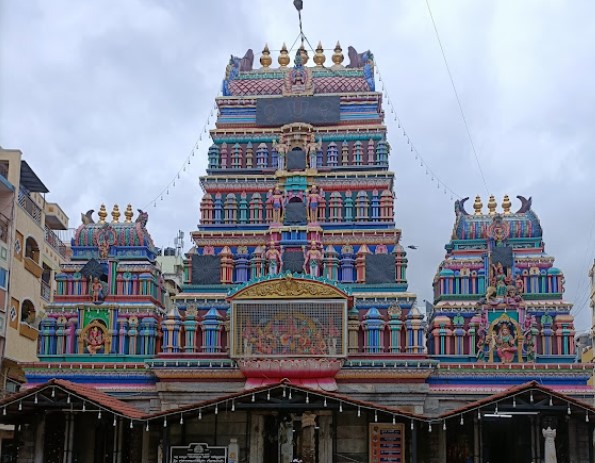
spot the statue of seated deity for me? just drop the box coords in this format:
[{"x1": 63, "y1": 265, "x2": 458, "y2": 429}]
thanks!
[{"x1": 492, "y1": 322, "x2": 517, "y2": 363}]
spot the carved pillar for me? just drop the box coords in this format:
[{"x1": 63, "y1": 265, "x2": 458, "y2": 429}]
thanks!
[
  {"x1": 318, "y1": 414, "x2": 332, "y2": 463},
  {"x1": 299, "y1": 412, "x2": 317, "y2": 463},
  {"x1": 355, "y1": 244, "x2": 369, "y2": 283},
  {"x1": 249, "y1": 414, "x2": 265, "y2": 463},
  {"x1": 348, "y1": 306, "x2": 360, "y2": 354},
  {"x1": 117, "y1": 316, "x2": 128, "y2": 355},
  {"x1": 128, "y1": 316, "x2": 139, "y2": 355},
  {"x1": 388, "y1": 307, "x2": 403, "y2": 353},
  {"x1": 363, "y1": 307, "x2": 384, "y2": 353},
  {"x1": 202, "y1": 308, "x2": 223, "y2": 353},
  {"x1": 161, "y1": 308, "x2": 182, "y2": 353},
  {"x1": 183, "y1": 309, "x2": 198, "y2": 353}
]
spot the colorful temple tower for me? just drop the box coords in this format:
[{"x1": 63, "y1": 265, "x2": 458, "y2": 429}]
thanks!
[
  {"x1": 27, "y1": 203, "x2": 165, "y2": 387},
  {"x1": 428, "y1": 195, "x2": 580, "y2": 388}
]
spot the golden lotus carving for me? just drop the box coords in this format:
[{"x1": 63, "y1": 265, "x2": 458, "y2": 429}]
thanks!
[{"x1": 230, "y1": 275, "x2": 349, "y2": 300}]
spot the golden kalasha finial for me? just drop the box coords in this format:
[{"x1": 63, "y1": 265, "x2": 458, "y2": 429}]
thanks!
[
  {"x1": 278, "y1": 43, "x2": 290, "y2": 68},
  {"x1": 260, "y1": 43, "x2": 272, "y2": 69},
  {"x1": 313, "y1": 41, "x2": 325, "y2": 67},
  {"x1": 331, "y1": 41, "x2": 344, "y2": 68},
  {"x1": 111, "y1": 204, "x2": 121, "y2": 223},
  {"x1": 487, "y1": 195, "x2": 497, "y2": 215},
  {"x1": 473, "y1": 195, "x2": 483, "y2": 215},
  {"x1": 124, "y1": 204, "x2": 134, "y2": 223},
  {"x1": 298, "y1": 45, "x2": 309, "y2": 65},
  {"x1": 502, "y1": 195, "x2": 512, "y2": 214},
  {"x1": 98, "y1": 204, "x2": 108, "y2": 224}
]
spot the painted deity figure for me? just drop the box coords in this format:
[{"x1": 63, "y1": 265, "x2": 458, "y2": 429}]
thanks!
[
  {"x1": 306, "y1": 135, "x2": 321, "y2": 169},
  {"x1": 265, "y1": 240, "x2": 283, "y2": 275},
  {"x1": 493, "y1": 323, "x2": 517, "y2": 363},
  {"x1": 273, "y1": 139, "x2": 288, "y2": 171},
  {"x1": 91, "y1": 277, "x2": 104, "y2": 303},
  {"x1": 492, "y1": 262, "x2": 508, "y2": 297},
  {"x1": 268, "y1": 187, "x2": 285, "y2": 224},
  {"x1": 542, "y1": 427, "x2": 557, "y2": 463},
  {"x1": 303, "y1": 241, "x2": 323, "y2": 277},
  {"x1": 86, "y1": 326, "x2": 105, "y2": 355},
  {"x1": 306, "y1": 185, "x2": 322, "y2": 223}
]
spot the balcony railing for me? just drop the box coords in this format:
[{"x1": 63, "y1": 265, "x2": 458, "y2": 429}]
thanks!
[
  {"x1": 0, "y1": 212, "x2": 9, "y2": 243},
  {"x1": 45, "y1": 226, "x2": 68, "y2": 259},
  {"x1": 18, "y1": 187, "x2": 42, "y2": 225}
]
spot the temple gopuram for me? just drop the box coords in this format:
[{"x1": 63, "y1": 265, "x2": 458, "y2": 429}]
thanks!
[{"x1": 0, "y1": 40, "x2": 593, "y2": 463}]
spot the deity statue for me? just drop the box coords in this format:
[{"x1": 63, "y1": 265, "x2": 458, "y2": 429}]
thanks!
[
  {"x1": 265, "y1": 239, "x2": 283, "y2": 275},
  {"x1": 306, "y1": 185, "x2": 323, "y2": 223},
  {"x1": 492, "y1": 322, "x2": 517, "y2": 363},
  {"x1": 542, "y1": 427, "x2": 557, "y2": 463},
  {"x1": 86, "y1": 325, "x2": 105, "y2": 355},
  {"x1": 306, "y1": 135, "x2": 321, "y2": 169},
  {"x1": 524, "y1": 329, "x2": 536, "y2": 362},
  {"x1": 91, "y1": 277, "x2": 104, "y2": 303},
  {"x1": 267, "y1": 187, "x2": 285, "y2": 224},
  {"x1": 303, "y1": 241, "x2": 323, "y2": 277},
  {"x1": 273, "y1": 139, "x2": 288, "y2": 171},
  {"x1": 492, "y1": 262, "x2": 508, "y2": 297}
]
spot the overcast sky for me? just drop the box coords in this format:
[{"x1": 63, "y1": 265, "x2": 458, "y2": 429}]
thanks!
[{"x1": 1, "y1": 1, "x2": 594, "y2": 332}]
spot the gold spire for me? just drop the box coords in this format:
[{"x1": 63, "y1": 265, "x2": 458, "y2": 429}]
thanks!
[
  {"x1": 331, "y1": 41, "x2": 344, "y2": 68},
  {"x1": 313, "y1": 41, "x2": 325, "y2": 67},
  {"x1": 124, "y1": 204, "x2": 134, "y2": 223},
  {"x1": 487, "y1": 195, "x2": 497, "y2": 215},
  {"x1": 298, "y1": 45, "x2": 309, "y2": 65},
  {"x1": 278, "y1": 43, "x2": 290, "y2": 68},
  {"x1": 98, "y1": 204, "x2": 107, "y2": 224},
  {"x1": 473, "y1": 195, "x2": 483, "y2": 215},
  {"x1": 502, "y1": 195, "x2": 512, "y2": 214},
  {"x1": 260, "y1": 43, "x2": 272, "y2": 69},
  {"x1": 111, "y1": 204, "x2": 120, "y2": 223}
]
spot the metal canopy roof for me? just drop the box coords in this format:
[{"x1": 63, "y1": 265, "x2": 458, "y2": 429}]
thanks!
[{"x1": 20, "y1": 160, "x2": 49, "y2": 193}]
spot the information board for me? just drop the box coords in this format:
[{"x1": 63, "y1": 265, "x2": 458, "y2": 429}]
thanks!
[
  {"x1": 170, "y1": 443, "x2": 227, "y2": 463},
  {"x1": 369, "y1": 423, "x2": 406, "y2": 463}
]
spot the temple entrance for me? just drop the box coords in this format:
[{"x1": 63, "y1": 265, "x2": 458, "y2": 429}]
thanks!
[{"x1": 481, "y1": 416, "x2": 532, "y2": 462}]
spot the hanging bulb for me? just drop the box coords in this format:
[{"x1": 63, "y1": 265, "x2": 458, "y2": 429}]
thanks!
[
  {"x1": 282, "y1": 388, "x2": 286, "y2": 398},
  {"x1": 357, "y1": 407, "x2": 361, "y2": 417},
  {"x1": 495, "y1": 403, "x2": 498, "y2": 414},
  {"x1": 215, "y1": 404, "x2": 218, "y2": 415},
  {"x1": 2, "y1": 408, "x2": 5, "y2": 416},
  {"x1": 530, "y1": 392, "x2": 534, "y2": 403},
  {"x1": 443, "y1": 421, "x2": 446, "y2": 431},
  {"x1": 113, "y1": 416, "x2": 117, "y2": 427},
  {"x1": 267, "y1": 390, "x2": 271, "y2": 401},
  {"x1": 98, "y1": 410, "x2": 102, "y2": 420},
  {"x1": 34, "y1": 394, "x2": 38, "y2": 404},
  {"x1": 251, "y1": 394, "x2": 255, "y2": 403},
  {"x1": 428, "y1": 423, "x2": 432, "y2": 433},
  {"x1": 513, "y1": 397, "x2": 517, "y2": 408},
  {"x1": 51, "y1": 388, "x2": 56, "y2": 398},
  {"x1": 477, "y1": 410, "x2": 481, "y2": 420},
  {"x1": 199, "y1": 409, "x2": 202, "y2": 420},
  {"x1": 289, "y1": 390, "x2": 292, "y2": 400},
  {"x1": 374, "y1": 411, "x2": 378, "y2": 422},
  {"x1": 460, "y1": 415, "x2": 464, "y2": 425},
  {"x1": 323, "y1": 397, "x2": 327, "y2": 407},
  {"x1": 163, "y1": 417, "x2": 167, "y2": 428},
  {"x1": 231, "y1": 400, "x2": 235, "y2": 412},
  {"x1": 180, "y1": 415, "x2": 184, "y2": 425},
  {"x1": 339, "y1": 402, "x2": 343, "y2": 412},
  {"x1": 586, "y1": 413, "x2": 590, "y2": 423},
  {"x1": 130, "y1": 420, "x2": 133, "y2": 429},
  {"x1": 567, "y1": 404, "x2": 571, "y2": 415},
  {"x1": 82, "y1": 402, "x2": 86, "y2": 412},
  {"x1": 410, "y1": 420, "x2": 414, "y2": 430},
  {"x1": 18, "y1": 402, "x2": 22, "y2": 411},
  {"x1": 392, "y1": 415, "x2": 396, "y2": 425},
  {"x1": 146, "y1": 422, "x2": 149, "y2": 432},
  {"x1": 549, "y1": 397, "x2": 553, "y2": 406},
  {"x1": 306, "y1": 393, "x2": 309, "y2": 404},
  {"x1": 66, "y1": 395, "x2": 70, "y2": 404}
]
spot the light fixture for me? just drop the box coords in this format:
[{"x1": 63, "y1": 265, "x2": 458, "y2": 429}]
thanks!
[
  {"x1": 586, "y1": 413, "x2": 590, "y2": 423},
  {"x1": 567, "y1": 404, "x2": 571, "y2": 415},
  {"x1": 163, "y1": 417, "x2": 167, "y2": 428},
  {"x1": 289, "y1": 390, "x2": 292, "y2": 400},
  {"x1": 98, "y1": 410, "x2": 102, "y2": 420},
  {"x1": 2, "y1": 408, "x2": 5, "y2": 416},
  {"x1": 113, "y1": 416, "x2": 117, "y2": 427},
  {"x1": 530, "y1": 392, "x2": 534, "y2": 403},
  {"x1": 410, "y1": 420, "x2": 414, "y2": 430},
  {"x1": 392, "y1": 416, "x2": 396, "y2": 425},
  {"x1": 82, "y1": 402, "x2": 86, "y2": 412},
  {"x1": 513, "y1": 397, "x2": 516, "y2": 408},
  {"x1": 482, "y1": 413, "x2": 512, "y2": 419},
  {"x1": 357, "y1": 407, "x2": 361, "y2": 417},
  {"x1": 18, "y1": 402, "x2": 22, "y2": 411},
  {"x1": 66, "y1": 395, "x2": 71, "y2": 404},
  {"x1": 442, "y1": 421, "x2": 446, "y2": 431},
  {"x1": 282, "y1": 388, "x2": 286, "y2": 398},
  {"x1": 251, "y1": 394, "x2": 255, "y2": 403},
  {"x1": 267, "y1": 391, "x2": 270, "y2": 401},
  {"x1": 460, "y1": 415, "x2": 464, "y2": 426},
  {"x1": 374, "y1": 411, "x2": 378, "y2": 422},
  {"x1": 130, "y1": 420, "x2": 133, "y2": 429},
  {"x1": 495, "y1": 403, "x2": 498, "y2": 414},
  {"x1": 199, "y1": 409, "x2": 202, "y2": 420},
  {"x1": 145, "y1": 421, "x2": 149, "y2": 431},
  {"x1": 477, "y1": 410, "x2": 481, "y2": 420},
  {"x1": 549, "y1": 397, "x2": 553, "y2": 406},
  {"x1": 339, "y1": 402, "x2": 343, "y2": 413},
  {"x1": 231, "y1": 400, "x2": 235, "y2": 412},
  {"x1": 215, "y1": 405, "x2": 218, "y2": 415},
  {"x1": 323, "y1": 398, "x2": 327, "y2": 408},
  {"x1": 306, "y1": 393, "x2": 309, "y2": 404},
  {"x1": 51, "y1": 388, "x2": 56, "y2": 398},
  {"x1": 34, "y1": 395, "x2": 38, "y2": 404},
  {"x1": 180, "y1": 415, "x2": 184, "y2": 425},
  {"x1": 428, "y1": 423, "x2": 432, "y2": 433}
]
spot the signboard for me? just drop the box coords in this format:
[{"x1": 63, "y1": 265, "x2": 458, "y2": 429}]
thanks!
[
  {"x1": 170, "y1": 443, "x2": 227, "y2": 463},
  {"x1": 369, "y1": 423, "x2": 406, "y2": 463}
]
